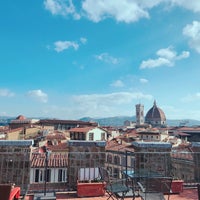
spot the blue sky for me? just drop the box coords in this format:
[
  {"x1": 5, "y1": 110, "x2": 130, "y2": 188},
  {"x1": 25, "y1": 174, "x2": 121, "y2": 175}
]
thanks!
[{"x1": 0, "y1": 0, "x2": 200, "y2": 120}]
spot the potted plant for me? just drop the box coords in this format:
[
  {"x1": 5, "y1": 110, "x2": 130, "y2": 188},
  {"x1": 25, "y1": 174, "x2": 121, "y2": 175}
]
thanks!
[
  {"x1": 77, "y1": 167, "x2": 106, "y2": 197},
  {"x1": 171, "y1": 178, "x2": 184, "y2": 193}
]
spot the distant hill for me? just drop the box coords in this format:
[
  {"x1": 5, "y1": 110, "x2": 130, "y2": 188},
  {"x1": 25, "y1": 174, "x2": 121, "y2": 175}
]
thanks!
[
  {"x1": 0, "y1": 116, "x2": 15, "y2": 126},
  {"x1": 80, "y1": 116, "x2": 200, "y2": 127},
  {"x1": 80, "y1": 116, "x2": 136, "y2": 126},
  {"x1": 1, "y1": 115, "x2": 200, "y2": 127}
]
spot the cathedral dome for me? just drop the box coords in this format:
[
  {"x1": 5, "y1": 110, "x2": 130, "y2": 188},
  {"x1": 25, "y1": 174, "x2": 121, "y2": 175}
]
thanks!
[
  {"x1": 145, "y1": 101, "x2": 166, "y2": 126},
  {"x1": 16, "y1": 115, "x2": 26, "y2": 120}
]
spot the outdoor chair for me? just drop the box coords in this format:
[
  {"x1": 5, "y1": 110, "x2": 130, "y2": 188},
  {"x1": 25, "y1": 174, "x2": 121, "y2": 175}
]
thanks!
[
  {"x1": 0, "y1": 184, "x2": 20, "y2": 200},
  {"x1": 137, "y1": 177, "x2": 172, "y2": 200},
  {"x1": 100, "y1": 167, "x2": 135, "y2": 200},
  {"x1": 0, "y1": 184, "x2": 12, "y2": 200}
]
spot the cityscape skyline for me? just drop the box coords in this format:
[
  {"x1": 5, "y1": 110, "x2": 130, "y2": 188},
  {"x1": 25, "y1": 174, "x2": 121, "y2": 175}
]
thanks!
[{"x1": 1, "y1": 1, "x2": 200, "y2": 120}]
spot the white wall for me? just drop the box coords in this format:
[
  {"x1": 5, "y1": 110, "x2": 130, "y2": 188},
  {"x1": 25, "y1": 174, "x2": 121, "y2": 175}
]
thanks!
[{"x1": 86, "y1": 127, "x2": 107, "y2": 141}]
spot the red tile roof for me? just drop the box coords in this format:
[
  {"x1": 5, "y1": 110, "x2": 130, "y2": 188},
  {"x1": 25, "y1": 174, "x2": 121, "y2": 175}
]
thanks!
[
  {"x1": 31, "y1": 152, "x2": 68, "y2": 168},
  {"x1": 46, "y1": 132, "x2": 66, "y2": 140},
  {"x1": 69, "y1": 126, "x2": 94, "y2": 133},
  {"x1": 39, "y1": 119, "x2": 97, "y2": 126},
  {"x1": 47, "y1": 142, "x2": 68, "y2": 151},
  {"x1": 106, "y1": 139, "x2": 134, "y2": 153}
]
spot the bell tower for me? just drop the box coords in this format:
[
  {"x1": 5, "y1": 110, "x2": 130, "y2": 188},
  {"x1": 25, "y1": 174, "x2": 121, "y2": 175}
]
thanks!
[{"x1": 135, "y1": 104, "x2": 144, "y2": 125}]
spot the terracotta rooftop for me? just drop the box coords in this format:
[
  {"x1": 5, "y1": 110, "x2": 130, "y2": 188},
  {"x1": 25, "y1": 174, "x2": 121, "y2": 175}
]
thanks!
[
  {"x1": 31, "y1": 152, "x2": 68, "y2": 168},
  {"x1": 69, "y1": 126, "x2": 94, "y2": 133},
  {"x1": 46, "y1": 132, "x2": 66, "y2": 140},
  {"x1": 46, "y1": 142, "x2": 68, "y2": 152},
  {"x1": 176, "y1": 127, "x2": 200, "y2": 131},
  {"x1": 39, "y1": 119, "x2": 97, "y2": 126},
  {"x1": 106, "y1": 139, "x2": 134, "y2": 153}
]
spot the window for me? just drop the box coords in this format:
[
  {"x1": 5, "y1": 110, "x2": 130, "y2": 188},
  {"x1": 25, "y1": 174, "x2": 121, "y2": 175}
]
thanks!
[
  {"x1": 34, "y1": 169, "x2": 44, "y2": 182},
  {"x1": 35, "y1": 169, "x2": 39, "y2": 182},
  {"x1": 114, "y1": 156, "x2": 120, "y2": 165},
  {"x1": 89, "y1": 132, "x2": 94, "y2": 141},
  {"x1": 113, "y1": 168, "x2": 119, "y2": 178},
  {"x1": 79, "y1": 133, "x2": 85, "y2": 140},
  {"x1": 34, "y1": 169, "x2": 51, "y2": 183},
  {"x1": 107, "y1": 154, "x2": 112, "y2": 163},
  {"x1": 101, "y1": 132, "x2": 105, "y2": 140},
  {"x1": 46, "y1": 169, "x2": 51, "y2": 182},
  {"x1": 58, "y1": 169, "x2": 66, "y2": 182},
  {"x1": 75, "y1": 132, "x2": 79, "y2": 139},
  {"x1": 121, "y1": 156, "x2": 126, "y2": 167},
  {"x1": 70, "y1": 133, "x2": 74, "y2": 140}
]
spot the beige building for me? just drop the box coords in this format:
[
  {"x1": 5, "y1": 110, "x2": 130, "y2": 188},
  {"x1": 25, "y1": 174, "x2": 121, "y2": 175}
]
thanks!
[{"x1": 137, "y1": 128, "x2": 169, "y2": 142}]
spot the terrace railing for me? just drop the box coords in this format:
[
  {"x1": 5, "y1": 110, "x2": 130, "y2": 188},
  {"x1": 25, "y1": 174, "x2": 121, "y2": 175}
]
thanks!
[{"x1": 1, "y1": 150, "x2": 200, "y2": 194}]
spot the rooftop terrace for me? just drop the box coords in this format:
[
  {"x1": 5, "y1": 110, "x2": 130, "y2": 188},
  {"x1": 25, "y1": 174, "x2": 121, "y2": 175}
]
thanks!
[{"x1": 31, "y1": 188, "x2": 198, "y2": 200}]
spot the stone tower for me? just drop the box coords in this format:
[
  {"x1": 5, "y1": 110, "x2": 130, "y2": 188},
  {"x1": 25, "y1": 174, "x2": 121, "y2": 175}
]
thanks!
[{"x1": 135, "y1": 103, "x2": 144, "y2": 125}]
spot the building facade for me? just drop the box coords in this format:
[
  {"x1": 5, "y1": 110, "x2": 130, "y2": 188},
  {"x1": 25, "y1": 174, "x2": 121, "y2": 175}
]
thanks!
[
  {"x1": 29, "y1": 152, "x2": 68, "y2": 193},
  {"x1": 0, "y1": 140, "x2": 33, "y2": 195},
  {"x1": 69, "y1": 127, "x2": 107, "y2": 141}
]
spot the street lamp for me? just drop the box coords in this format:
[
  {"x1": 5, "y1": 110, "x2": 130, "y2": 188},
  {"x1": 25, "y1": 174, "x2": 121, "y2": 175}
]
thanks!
[{"x1": 42, "y1": 146, "x2": 51, "y2": 196}]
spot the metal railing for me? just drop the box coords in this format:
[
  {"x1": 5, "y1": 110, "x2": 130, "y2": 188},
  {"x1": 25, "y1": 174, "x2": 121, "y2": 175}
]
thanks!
[{"x1": 1, "y1": 150, "x2": 200, "y2": 194}]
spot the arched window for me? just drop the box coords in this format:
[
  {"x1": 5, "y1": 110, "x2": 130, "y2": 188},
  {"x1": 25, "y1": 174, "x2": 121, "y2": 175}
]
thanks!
[
  {"x1": 107, "y1": 154, "x2": 112, "y2": 163},
  {"x1": 114, "y1": 155, "x2": 120, "y2": 165}
]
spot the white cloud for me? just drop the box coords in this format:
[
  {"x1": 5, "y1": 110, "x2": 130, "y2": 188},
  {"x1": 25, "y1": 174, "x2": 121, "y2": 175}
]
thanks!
[
  {"x1": 140, "y1": 78, "x2": 148, "y2": 83},
  {"x1": 183, "y1": 21, "x2": 200, "y2": 53},
  {"x1": 140, "y1": 57, "x2": 172, "y2": 69},
  {"x1": 70, "y1": 92, "x2": 153, "y2": 117},
  {"x1": 0, "y1": 89, "x2": 15, "y2": 97},
  {"x1": 44, "y1": 0, "x2": 200, "y2": 24},
  {"x1": 170, "y1": 0, "x2": 200, "y2": 13},
  {"x1": 181, "y1": 92, "x2": 200, "y2": 102},
  {"x1": 43, "y1": 0, "x2": 200, "y2": 24},
  {"x1": 156, "y1": 47, "x2": 177, "y2": 60},
  {"x1": 44, "y1": 0, "x2": 80, "y2": 19},
  {"x1": 73, "y1": 92, "x2": 152, "y2": 106},
  {"x1": 27, "y1": 89, "x2": 48, "y2": 103},
  {"x1": 176, "y1": 51, "x2": 190, "y2": 60},
  {"x1": 95, "y1": 53, "x2": 119, "y2": 64},
  {"x1": 54, "y1": 40, "x2": 79, "y2": 52},
  {"x1": 82, "y1": 0, "x2": 150, "y2": 23},
  {"x1": 80, "y1": 37, "x2": 87, "y2": 44},
  {"x1": 110, "y1": 80, "x2": 125, "y2": 88},
  {"x1": 81, "y1": 0, "x2": 200, "y2": 23},
  {"x1": 140, "y1": 46, "x2": 190, "y2": 69},
  {"x1": 40, "y1": 92, "x2": 153, "y2": 119}
]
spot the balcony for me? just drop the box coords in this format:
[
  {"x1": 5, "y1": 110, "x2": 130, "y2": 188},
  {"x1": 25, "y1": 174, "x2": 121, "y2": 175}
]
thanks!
[{"x1": 1, "y1": 142, "x2": 200, "y2": 199}]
